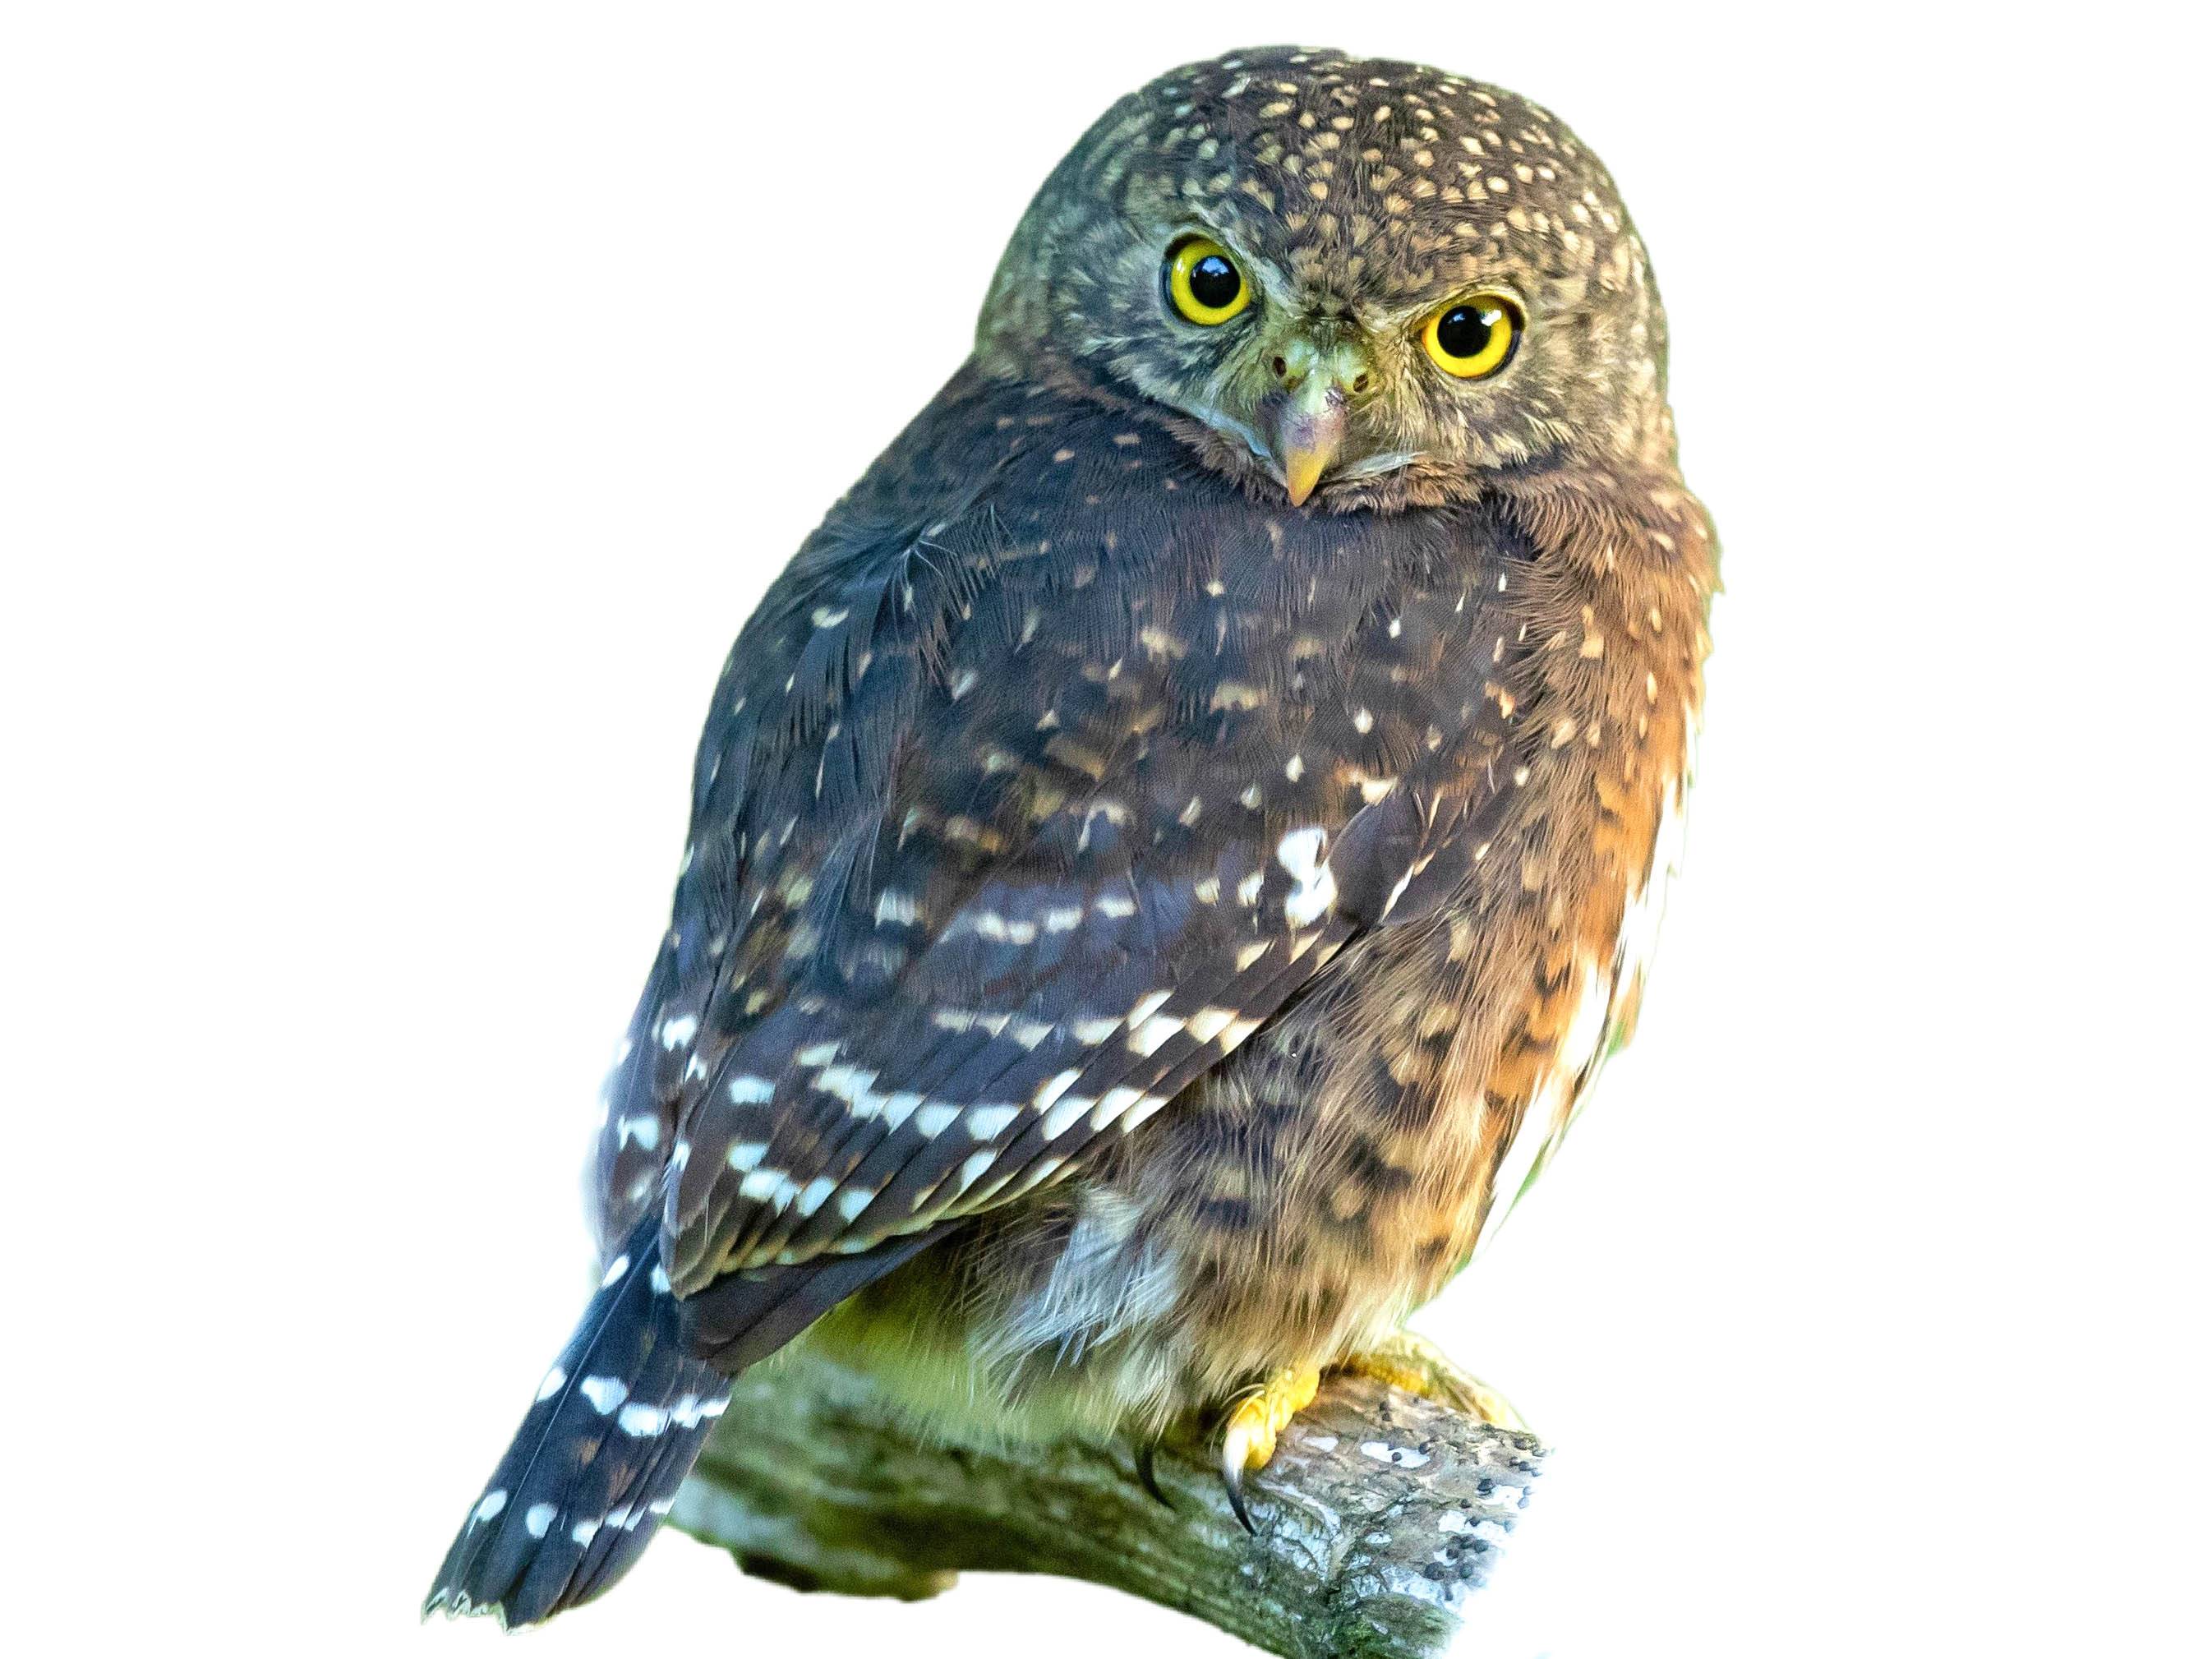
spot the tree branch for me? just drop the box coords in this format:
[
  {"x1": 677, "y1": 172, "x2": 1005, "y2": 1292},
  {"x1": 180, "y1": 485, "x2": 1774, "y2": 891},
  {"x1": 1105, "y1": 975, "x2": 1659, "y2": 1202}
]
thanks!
[{"x1": 669, "y1": 1352, "x2": 1545, "y2": 1658}]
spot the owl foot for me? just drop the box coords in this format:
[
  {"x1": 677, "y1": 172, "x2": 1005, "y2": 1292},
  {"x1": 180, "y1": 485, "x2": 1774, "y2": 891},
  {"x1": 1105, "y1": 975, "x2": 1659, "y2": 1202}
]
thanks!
[
  {"x1": 1341, "y1": 1330, "x2": 1528, "y2": 1431},
  {"x1": 1218, "y1": 1362, "x2": 1320, "y2": 1532}
]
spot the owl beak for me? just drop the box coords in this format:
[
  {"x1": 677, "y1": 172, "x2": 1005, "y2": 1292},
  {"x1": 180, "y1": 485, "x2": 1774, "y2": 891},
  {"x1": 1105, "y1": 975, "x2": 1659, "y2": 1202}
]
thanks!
[
  {"x1": 1274, "y1": 390, "x2": 1348, "y2": 508},
  {"x1": 1265, "y1": 336, "x2": 1367, "y2": 506}
]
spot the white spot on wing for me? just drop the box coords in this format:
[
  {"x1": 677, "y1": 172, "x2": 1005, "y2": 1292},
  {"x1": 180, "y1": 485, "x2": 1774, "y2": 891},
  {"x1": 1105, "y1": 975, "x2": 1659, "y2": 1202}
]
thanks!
[
  {"x1": 1277, "y1": 827, "x2": 1336, "y2": 927},
  {"x1": 1127, "y1": 1014, "x2": 1184, "y2": 1056},
  {"x1": 579, "y1": 1376, "x2": 629, "y2": 1414}
]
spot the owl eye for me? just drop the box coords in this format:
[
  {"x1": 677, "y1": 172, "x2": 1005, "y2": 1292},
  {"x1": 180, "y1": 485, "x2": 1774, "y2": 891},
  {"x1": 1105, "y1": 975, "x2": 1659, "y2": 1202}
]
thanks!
[
  {"x1": 1164, "y1": 237, "x2": 1252, "y2": 326},
  {"x1": 1422, "y1": 295, "x2": 1523, "y2": 379}
]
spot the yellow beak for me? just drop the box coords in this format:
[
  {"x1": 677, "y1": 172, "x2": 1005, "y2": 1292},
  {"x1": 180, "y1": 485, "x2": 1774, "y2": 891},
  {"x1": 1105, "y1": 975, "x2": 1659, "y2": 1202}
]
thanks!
[
  {"x1": 1265, "y1": 336, "x2": 1367, "y2": 506},
  {"x1": 1273, "y1": 385, "x2": 1348, "y2": 508}
]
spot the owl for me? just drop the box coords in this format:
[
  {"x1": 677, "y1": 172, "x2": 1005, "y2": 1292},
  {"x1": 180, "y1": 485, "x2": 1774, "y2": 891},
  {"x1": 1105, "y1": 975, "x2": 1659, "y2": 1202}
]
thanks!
[{"x1": 426, "y1": 45, "x2": 1714, "y2": 1626}]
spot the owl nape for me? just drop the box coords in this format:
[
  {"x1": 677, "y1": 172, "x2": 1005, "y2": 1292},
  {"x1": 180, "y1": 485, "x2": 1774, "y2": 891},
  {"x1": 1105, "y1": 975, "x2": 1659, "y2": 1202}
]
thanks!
[{"x1": 426, "y1": 44, "x2": 1714, "y2": 1629}]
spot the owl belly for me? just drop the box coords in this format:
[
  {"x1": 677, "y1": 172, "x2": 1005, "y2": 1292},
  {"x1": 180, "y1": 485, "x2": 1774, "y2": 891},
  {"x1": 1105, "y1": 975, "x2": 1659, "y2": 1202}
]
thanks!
[{"x1": 799, "y1": 765, "x2": 1693, "y2": 1445}]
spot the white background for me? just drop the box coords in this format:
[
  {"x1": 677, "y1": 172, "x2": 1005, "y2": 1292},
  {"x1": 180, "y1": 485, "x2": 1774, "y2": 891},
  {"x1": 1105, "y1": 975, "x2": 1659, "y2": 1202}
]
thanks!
[{"x1": 3, "y1": 4, "x2": 2203, "y2": 1655}]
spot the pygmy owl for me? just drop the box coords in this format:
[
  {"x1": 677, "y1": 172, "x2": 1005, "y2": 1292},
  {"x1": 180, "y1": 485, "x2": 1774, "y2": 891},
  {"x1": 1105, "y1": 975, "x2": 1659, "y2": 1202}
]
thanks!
[{"x1": 428, "y1": 44, "x2": 1715, "y2": 1625}]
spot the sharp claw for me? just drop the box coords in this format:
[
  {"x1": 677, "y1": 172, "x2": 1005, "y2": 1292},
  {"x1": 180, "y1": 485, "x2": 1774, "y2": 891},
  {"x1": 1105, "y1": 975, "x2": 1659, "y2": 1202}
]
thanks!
[
  {"x1": 1219, "y1": 1412, "x2": 1258, "y2": 1534},
  {"x1": 1135, "y1": 1438, "x2": 1174, "y2": 1510}
]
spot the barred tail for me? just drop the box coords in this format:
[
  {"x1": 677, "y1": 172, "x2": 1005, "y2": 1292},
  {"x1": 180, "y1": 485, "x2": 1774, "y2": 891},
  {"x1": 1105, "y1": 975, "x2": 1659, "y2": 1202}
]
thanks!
[{"x1": 423, "y1": 1218, "x2": 728, "y2": 1628}]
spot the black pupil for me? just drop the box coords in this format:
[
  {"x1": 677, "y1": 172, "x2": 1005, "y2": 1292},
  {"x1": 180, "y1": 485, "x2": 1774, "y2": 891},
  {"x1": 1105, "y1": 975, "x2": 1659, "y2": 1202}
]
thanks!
[
  {"x1": 1188, "y1": 254, "x2": 1241, "y2": 310},
  {"x1": 1436, "y1": 304, "x2": 1498, "y2": 358}
]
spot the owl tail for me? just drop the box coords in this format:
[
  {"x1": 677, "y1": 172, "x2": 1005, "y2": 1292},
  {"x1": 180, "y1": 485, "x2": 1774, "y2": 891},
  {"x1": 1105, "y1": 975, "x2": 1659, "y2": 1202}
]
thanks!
[{"x1": 422, "y1": 1216, "x2": 730, "y2": 1628}]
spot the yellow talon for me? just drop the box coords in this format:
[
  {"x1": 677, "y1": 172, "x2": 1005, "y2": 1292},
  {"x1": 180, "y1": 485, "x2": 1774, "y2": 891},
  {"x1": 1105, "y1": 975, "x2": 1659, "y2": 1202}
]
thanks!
[
  {"x1": 1343, "y1": 1330, "x2": 1528, "y2": 1432},
  {"x1": 1218, "y1": 1363, "x2": 1320, "y2": 1531}
]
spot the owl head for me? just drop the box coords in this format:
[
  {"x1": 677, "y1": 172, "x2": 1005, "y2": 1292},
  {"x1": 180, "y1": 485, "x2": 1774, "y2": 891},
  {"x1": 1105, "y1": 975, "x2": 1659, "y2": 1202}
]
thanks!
[{"x1": 977, "y1": 47, "x2": 1676, "y2": 510}]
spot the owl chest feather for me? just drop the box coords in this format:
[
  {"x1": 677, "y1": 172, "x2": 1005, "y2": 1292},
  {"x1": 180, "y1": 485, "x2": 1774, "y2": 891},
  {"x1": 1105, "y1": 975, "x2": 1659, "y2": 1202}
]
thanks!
[
  {"x1": 1136, "y1": 475, "x2": 1709, "y2": 1360},
  {"x1": 1351, "y1": 483, "x2": 1707, "y2": 1283}
]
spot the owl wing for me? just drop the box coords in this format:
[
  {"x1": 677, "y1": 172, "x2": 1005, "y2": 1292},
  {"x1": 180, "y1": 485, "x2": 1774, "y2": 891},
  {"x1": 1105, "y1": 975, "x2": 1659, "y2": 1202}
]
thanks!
[{"x1": 596, "y1": 376, "x2": 1521, "y2": 1357}]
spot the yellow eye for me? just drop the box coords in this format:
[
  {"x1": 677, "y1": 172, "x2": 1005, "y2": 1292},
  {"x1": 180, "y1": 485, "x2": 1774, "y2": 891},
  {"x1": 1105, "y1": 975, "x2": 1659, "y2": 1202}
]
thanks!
[
  {"x1": 1164, "y1": 237, "x2": 1252, "y2": 326},
  {"x1": 1422, "y1": 294, "x2": 1523, "y2": 379}
]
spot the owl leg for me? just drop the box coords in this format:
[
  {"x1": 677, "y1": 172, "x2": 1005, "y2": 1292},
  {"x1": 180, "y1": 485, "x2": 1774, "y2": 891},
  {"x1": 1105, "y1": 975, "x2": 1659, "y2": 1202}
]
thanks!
[
  {"x1": 1218, "y1": 1362, "x2": 1321, "y2": 1532},
  {"x1": 1340, "y1": 1330, "x2": 1529, "y2": 1431}
]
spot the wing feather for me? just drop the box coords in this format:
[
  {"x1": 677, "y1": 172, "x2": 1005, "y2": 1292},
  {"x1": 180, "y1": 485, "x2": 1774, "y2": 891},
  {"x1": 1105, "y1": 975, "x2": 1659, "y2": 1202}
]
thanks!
[{"x1": 593, "y1": 371, "x2": 1528, "y2": 1308}]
